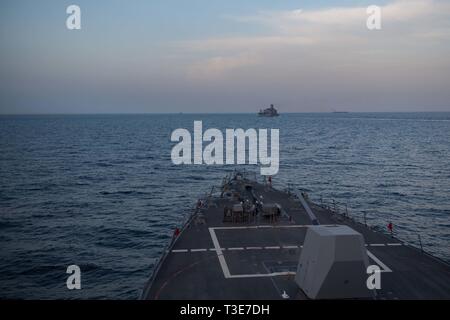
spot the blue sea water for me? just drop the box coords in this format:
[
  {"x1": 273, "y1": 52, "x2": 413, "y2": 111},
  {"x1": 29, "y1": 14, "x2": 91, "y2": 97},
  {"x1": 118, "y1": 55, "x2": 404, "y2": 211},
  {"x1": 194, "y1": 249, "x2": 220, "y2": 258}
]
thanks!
[{"x1": 0, "y1": 112, "x2": 449, "y2": 299}]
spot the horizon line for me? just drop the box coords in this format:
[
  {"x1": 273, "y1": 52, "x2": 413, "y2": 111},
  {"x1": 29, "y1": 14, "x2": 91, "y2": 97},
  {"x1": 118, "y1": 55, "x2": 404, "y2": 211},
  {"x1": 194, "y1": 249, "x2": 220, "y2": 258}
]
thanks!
[{"x1": 1, "y1": 110, "x2": 450, "y2": 116}]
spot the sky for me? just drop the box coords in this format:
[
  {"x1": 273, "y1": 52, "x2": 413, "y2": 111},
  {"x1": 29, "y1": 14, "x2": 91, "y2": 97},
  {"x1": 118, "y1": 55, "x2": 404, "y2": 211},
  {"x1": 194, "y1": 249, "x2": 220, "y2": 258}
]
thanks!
[{"x1": 1, "y1": 0, "x2": 450, "y2": 114}]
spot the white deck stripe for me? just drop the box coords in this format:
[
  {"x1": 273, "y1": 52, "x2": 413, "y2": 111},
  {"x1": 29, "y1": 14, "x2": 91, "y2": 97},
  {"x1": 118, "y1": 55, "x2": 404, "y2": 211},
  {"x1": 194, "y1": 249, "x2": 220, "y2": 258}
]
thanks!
[
  {"x1": 172, "y1": 243, "x2": 402, "y2": 253},
  {"x1": 367, "y1": 250, "x2": 392, "y2": 272},
  {"x1": 228, "y1": 272, "x2": 296, "y2": 279},
  {"x1": 209, "y1": 228, "x2": 231, "y2": 278}
]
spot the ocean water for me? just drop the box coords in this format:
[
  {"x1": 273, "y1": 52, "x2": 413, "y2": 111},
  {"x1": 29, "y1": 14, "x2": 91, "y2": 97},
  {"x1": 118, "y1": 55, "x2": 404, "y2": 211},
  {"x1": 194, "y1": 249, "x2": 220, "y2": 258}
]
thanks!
[{"x1": 0, "y1": 112, "x2": 449, "y2": 299}]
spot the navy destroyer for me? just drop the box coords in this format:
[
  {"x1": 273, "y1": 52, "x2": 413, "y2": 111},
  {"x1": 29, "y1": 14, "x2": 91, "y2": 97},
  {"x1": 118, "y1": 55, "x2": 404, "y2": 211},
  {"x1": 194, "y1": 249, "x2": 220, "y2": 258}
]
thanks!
[{"x1": 142, "y1": 171, "x2": 450, "y2": 299}]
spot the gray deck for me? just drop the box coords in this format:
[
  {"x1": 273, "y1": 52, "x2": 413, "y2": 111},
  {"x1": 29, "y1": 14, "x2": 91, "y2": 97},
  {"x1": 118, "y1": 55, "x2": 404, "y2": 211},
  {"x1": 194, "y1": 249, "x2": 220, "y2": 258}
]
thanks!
[{"x1": 142, "y1": 176, "x2": 450, "y2": 300}]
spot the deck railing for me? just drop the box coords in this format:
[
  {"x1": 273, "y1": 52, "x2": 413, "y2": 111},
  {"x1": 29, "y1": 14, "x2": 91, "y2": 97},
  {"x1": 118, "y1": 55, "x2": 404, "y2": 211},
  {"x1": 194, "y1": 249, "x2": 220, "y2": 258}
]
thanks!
[{"x1": 306, "y1": 193, "x2": 438, "y2": 257}]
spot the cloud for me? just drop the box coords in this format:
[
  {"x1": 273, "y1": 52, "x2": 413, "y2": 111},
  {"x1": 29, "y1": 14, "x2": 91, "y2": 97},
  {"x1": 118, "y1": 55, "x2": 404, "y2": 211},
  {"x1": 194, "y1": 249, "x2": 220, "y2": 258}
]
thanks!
[
  {"x1": 187, "y1": 53, "x2": 262, "y2": 80},
  {"x1": 232, "y1": 0, "x2": 450, "y2": 30},
  {"x1": 181, "y1": 0, "x2": 450, "y2": 82},
  {"x1": 169, "y1": 0, "x2": 450, "y2": 111},
  {"x1": 180, "y1": 36, "x2": 316, "y2": 53}
]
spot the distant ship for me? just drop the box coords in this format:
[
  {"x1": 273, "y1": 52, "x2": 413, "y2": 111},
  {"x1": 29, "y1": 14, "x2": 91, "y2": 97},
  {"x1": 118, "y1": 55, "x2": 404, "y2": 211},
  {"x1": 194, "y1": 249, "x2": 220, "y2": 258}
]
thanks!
[{"x1": 258, "y1": 104, "x2": 279, "y2": 117}]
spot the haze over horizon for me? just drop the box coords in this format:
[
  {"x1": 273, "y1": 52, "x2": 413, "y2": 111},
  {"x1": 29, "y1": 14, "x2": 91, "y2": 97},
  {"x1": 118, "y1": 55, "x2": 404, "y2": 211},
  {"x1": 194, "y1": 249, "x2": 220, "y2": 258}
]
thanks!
[{"x1": 1, "y1": 0, "x2": 450, "y2": 114}]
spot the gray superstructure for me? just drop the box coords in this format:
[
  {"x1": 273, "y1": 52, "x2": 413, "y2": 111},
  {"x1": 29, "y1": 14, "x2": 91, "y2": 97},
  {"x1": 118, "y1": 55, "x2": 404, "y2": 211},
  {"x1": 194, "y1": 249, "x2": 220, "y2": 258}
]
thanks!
[
  {"x1": 142, "y1": 172, "x2": 450, "y2": 300},
  {"x1": 258, "y1": 104, "x2": 279, "y2": 117}
]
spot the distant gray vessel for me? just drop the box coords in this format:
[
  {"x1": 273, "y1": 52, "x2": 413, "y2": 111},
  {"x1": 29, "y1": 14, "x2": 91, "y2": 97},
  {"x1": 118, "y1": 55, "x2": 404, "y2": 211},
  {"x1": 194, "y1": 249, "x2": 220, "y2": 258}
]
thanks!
[
  {"x1": 142, "y1": 171, "x2": 450, "y2": 300},
  {"x1": 258, "y1": 104, "x2": 279, "y2": 117}
]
